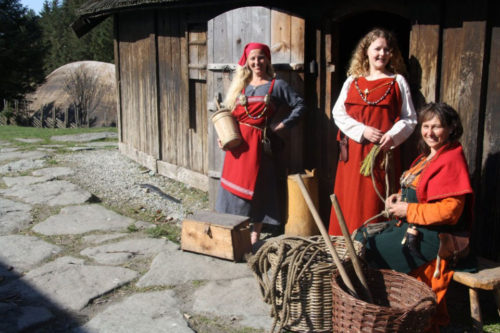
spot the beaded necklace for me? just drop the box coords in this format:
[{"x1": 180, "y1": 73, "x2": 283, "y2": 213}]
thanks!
[
  {"x1": 238, "y1": 79, "x2": 275, "y2": 120},
  {"x1": 354, "y1": 78, "x2": 395, "y2": 105}
]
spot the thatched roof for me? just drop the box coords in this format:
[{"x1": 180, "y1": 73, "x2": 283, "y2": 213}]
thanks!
[
  {"x1": 72, "y1": 0, "x2": 254, "y2": 37},
  {"x1": 26, "y1": 61, "x2": 117, "y2": 127}
]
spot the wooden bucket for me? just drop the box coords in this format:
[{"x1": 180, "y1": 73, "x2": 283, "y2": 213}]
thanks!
[
  {"x1": 285, "y1": 169, "x2": 320, "y2": 237},
  {"x1": 211, "y1": 109, "x2": 242, "y2": 150}
]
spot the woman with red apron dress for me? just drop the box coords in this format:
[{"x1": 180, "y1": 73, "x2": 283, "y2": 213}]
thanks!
[
  {"x1": 215, "y1": 43, "x2": 306, "y2": 245},
  {"x1": 329, "y1": 28, "x2": 417, "y2": 235}
]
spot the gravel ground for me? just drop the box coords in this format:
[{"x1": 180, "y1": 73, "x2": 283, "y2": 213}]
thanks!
[{"x1": 56, "y1": 149, "x2": 209, "y2": 226}]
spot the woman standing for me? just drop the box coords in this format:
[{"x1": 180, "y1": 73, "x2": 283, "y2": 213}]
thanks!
[
  {"x1": 215, "y1": 43, "x2": 306, "y2": 244},
  {"x1": 360, "y1": 102, "x2": 474, "y2": 332},
  {"x1": 329, "y1": 28, "x2": 417, "y2": 235}
]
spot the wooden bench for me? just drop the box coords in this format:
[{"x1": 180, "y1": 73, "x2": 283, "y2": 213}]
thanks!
[{"x1": 452, "y1": 257, "x2": 500, "y2": 331}]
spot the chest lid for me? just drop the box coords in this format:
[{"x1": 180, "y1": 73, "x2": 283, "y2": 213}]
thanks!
[{"x1": 186, "y1": 210, "x2": 250, "y2": 230}]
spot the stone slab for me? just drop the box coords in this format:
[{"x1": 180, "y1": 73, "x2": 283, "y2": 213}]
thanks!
[
  {"x1": 0, "y1": 235, "x2": 61, "y2": 273},
  {"x1": 14, "y1": 138, "x2": 43, "y2": 143},
  {"x1": 82, "y1": 233, "x2": 128, "y2": 244},
  {"x1": 192, "y1": 277, "x2": 272, "y2": 330},
  {"x1": 50, "y1": 132, "x2": 117, "y2": 142},
  {"x1": 33, "y1": 204, "x2": 134, "y2": 235},
  {"x1": 0, "y1": 150, "x2": 46, "y2": 162},
  {"x1": 32, "y1": 167, "x2": 74, "y2": 178},
  {"x1": 0, "y1": 158, "x2": 46, "y2": 174},
  {"x1": 85, "y1": 141, "x2": 118, "y2": 148},
  {"x1": 1, "y1": 256, "x2": 139, "y2": 311},
  {"x1": 0, "y1": 198, "x2": 32, "y2": 235},
  {"x1": 0, "y1": 180, "x2": 91, "y2": 206},
  {"x1": 2, "y1": 175, "x2": 51, "y2": 187},
  {"x1": 81, "y1": 238, "x2": 169, "y2": 265},
  {"x1": 0, "y1": 304, "x2": 54, "y2": 333},
  {"x1": 0, "y1": 147, "x2": 18, "y2": 153},
  {"x1": 67, "y1": 147, "x2": 95, "y2": 152},
  {"x1": 74, "y1": 291, "x2": 193, "y2": 333},
  {"x1": 136, "y1": 242, "x2": 252, "y2": 287}
]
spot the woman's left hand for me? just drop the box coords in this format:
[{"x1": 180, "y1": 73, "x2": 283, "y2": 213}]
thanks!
[
  {"x1": 387, "y1": 201, "x2": 408, "y2": 218},
  {"x1": 271, "y1": 122, "x2": 285, "y2": 132},
  {"x1": 379, "y1": 133, "x2": 394, "y2": 151}
]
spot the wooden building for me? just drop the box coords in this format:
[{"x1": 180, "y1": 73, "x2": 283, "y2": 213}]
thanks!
[{"x1": 73, "y1": 0, "x2": 500, "y2": 260}]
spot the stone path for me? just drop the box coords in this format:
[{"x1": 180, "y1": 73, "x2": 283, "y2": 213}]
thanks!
[{"x1": 0, "y1": 132, "x2": 272, "y2": 332}]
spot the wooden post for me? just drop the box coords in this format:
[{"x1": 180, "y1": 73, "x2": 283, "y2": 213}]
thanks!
[{"x1": 292, "y1": 174, "x2": 360, "y2": 299}]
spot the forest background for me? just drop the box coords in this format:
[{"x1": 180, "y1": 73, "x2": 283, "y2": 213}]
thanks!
[{"x1": 0, "y1": 0, "x2": 113, "y2": 104}]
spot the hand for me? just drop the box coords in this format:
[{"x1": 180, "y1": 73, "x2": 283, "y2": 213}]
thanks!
[
  {"x1": 379, "y1": 133, "x2": 394, "y2": 151},
  {"x1": 387, "y1": 201, "x2": 408, "y2": 218},
  {"x1": 385, "y1": 193, "x2": 401, "y2": 210},
  {"x1": 271, "y1": 122, "x2": 285, "y2": 132},
  {"x1": 363, "y1": 126, "x2": 383, "y2": 143}
]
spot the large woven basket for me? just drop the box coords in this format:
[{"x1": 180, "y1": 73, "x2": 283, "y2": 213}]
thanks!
[
  {"x1": 249, "y1": 235, "x2": 364, "y2": 333},
  {"x1": 331, "y1": 263, "x2": 437, "y2": 332}
]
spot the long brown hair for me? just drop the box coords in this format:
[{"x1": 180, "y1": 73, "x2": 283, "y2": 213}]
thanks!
[{"x1": 347, "y1": 28, "x2": 407, "y2": 78}]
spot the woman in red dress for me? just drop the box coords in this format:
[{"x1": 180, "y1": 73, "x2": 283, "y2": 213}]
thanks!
[
  {"x1": 215, "y1": 43, "x2": 306, "y2": 244},
  {"x1": 329, "y1": 28, "x2": 417, "y2": 235}
]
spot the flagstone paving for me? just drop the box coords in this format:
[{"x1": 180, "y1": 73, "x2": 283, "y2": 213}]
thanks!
[{"x1": 0, "y1": 137, "x2": 272, "y2": 332}]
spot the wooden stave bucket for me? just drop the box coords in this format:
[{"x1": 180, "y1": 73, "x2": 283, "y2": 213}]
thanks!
[
  {"x1": 285, "y1": 169, "x2": 320, "y2": 237},
  {"x1": 211, "y1": 109, "x2": 242, "y2": 150}
]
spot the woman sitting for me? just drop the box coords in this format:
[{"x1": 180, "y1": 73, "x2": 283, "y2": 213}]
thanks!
[{"x1": 357, "y1": 102, "x2": 474, "y2": 332}]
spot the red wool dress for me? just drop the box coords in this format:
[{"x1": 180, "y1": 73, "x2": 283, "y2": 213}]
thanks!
[
  {"x1": 220, "y1": 79, "x2": 276, "y2": 200},
  {"x1": 329, "y1": 77, "x2": 402, "y2": 235}
]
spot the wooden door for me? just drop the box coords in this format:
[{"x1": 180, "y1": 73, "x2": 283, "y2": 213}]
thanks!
[{"x1": 206, "y1": 6, "x2": 305, "y2": 208}]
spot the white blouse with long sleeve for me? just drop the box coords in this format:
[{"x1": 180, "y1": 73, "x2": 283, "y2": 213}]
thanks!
[{"x1": 331, "y1": 74, "x2": 417, "y2": 147}]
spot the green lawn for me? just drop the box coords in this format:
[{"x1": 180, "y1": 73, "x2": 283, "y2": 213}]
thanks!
[{"x1": 0, "y1": 126, "x2": 118, "y2": 152}]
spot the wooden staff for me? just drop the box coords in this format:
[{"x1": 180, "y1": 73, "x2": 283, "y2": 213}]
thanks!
[
  {"x1": 214, "y1": 96, "x2": 221, "y2": 111},
  {"x1": 331, "y1": 194, "x2": 373, "y2": 303},
  {"x1": 291, "y1": 174, "x2": 359, "y2": 299}
]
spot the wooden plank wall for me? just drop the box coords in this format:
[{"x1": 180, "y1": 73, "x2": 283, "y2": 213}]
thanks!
[
  {"x1": 478, "y1": 4, "x2": 500, "y2": 259},
  {"x1": 117, "y1": 11, "x2": 159, "y2": 162},
  {"x1": 157, "y1": 9, "x2": 207, "y2": 175}
]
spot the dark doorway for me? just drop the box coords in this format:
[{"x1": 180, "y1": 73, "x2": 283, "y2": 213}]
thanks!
[{"x1": 334, "y1": 11, "x2": 411, "y2": 80}]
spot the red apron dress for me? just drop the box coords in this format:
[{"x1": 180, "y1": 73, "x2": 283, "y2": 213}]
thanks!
[
  {"x1": 329, "y1": 77, "x2": 402, "y2": 235},
  {"x1": 220, "y1": 79, "x2": 276, "y2": 200}
]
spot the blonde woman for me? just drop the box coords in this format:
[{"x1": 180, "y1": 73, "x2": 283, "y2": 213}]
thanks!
[
  {"x1": 216, "y1": 43, "x2": 306, "y2": 245},
  {"x1": 329, "y1": 28, "x2": 417, "y2": 235}
]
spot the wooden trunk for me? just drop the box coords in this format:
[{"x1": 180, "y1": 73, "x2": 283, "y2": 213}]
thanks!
[{"x1": 181, "y1": 210, "x2": 251, "y2": 261}]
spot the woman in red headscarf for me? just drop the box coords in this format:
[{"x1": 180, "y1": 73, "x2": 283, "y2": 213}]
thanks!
[{"x1": 215, "y1": 42, "x2": 306, "y2": 245}]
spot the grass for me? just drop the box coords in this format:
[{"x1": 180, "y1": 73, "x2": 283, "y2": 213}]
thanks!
[{"x1": 0, "y1": 125, "x2": 117, "y2": 144}]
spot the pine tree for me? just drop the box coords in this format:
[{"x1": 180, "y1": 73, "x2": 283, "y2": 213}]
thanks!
[
  {"x1": 39, "y1": 0, "x2": 113, "y2": 76},
  {"x1": 0, "y1": 0, "x2": 45, "y2": 101}
]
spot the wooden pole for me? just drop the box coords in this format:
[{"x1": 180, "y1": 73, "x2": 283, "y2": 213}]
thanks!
[
  {"x1": 291, "y1": 174, "x2": 359, "y2": 299},
  {"x1": 331, "y1": 194, "x2": 373, "y2": 303}
]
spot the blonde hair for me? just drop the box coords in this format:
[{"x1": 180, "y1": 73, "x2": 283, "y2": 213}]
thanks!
[
  {"x1": 223, "y1": 58, "x2": 275, "y2": 110},
  {"x1": 347, "y1": 28, "x2": 407, "y2": 78}
]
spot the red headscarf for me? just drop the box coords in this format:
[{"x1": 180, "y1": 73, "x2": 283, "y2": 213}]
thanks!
[{"x1": 238, "y1": 42, "x2": 271, "y2": 66}]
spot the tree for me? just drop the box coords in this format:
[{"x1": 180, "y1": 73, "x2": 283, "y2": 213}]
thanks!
[
  {"x1": 0, "y1": 0, "x2": 45, "y2": 102},
  {"x1": 63, "y1": 64, "x2": 108, "y2": 127},
  {"x1": 39, "y1": 0, "x2": 113, "y2": 76}
]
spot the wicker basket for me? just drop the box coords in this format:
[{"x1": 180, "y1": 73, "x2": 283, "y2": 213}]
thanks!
[
  {"x1": 331, "y1": 263, "x2": 437, "y2": 332},
  {"x1": 249, "y1": 235, "x2": 364, "y2": 333}
]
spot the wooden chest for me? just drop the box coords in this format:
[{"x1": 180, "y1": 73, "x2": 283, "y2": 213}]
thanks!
[{"x1": 181, "y1": 210, "x2": 252, "y2": 261}]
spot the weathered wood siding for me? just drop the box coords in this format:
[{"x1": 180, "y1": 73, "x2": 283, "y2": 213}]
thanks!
[
  {"x1": 117, "y1": 11, "x2": 159, "y2": 170},
  {"x1": 109, "y1": 0, "x2": 499, "y2": 258}
]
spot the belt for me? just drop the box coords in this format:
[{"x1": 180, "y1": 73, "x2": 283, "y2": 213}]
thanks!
[{"x1": 239, "y1": 122, "x2": 264, "y2": 131}]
